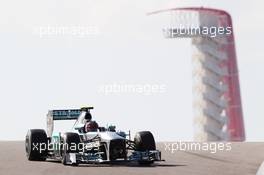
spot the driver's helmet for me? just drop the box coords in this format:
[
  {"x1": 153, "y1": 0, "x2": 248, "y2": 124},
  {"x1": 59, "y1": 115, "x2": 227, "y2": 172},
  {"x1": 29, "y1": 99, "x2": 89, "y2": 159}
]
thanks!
[
  {"x1": 85, "y1": 121, "x2": 99, "y2": 132},
  {"x1": 84, "y1": 112, "x2": 92, "y2": 121}
]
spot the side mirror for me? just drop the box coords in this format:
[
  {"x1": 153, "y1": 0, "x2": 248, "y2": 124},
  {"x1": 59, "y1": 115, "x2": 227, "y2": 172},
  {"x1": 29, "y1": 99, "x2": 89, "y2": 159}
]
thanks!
[{"x1": 74, "y1": 125, "x2": 84, "y2": 133}]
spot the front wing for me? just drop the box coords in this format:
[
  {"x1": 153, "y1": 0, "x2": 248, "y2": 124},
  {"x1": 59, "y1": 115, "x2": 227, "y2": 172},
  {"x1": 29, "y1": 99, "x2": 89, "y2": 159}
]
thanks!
[{"x1": 63, "y1": 150, "x2": 163, "y2": 165}]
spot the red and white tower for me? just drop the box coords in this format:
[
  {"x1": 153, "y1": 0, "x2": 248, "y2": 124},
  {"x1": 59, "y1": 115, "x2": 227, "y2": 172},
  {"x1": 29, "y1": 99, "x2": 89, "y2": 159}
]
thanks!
[{"x1": 149, "y1": 8, "x2": 245, "y2": 141}]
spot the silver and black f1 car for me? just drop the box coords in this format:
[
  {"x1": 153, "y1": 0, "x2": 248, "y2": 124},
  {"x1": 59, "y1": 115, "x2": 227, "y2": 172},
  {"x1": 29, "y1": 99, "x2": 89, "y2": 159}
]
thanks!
[{"x1": 25, "y1": 107, "x2": 162, "y2": 166}]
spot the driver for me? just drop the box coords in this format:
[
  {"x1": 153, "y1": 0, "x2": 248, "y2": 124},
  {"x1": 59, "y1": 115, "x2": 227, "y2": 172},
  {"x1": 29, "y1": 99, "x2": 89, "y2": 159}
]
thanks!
[{"x1": 84, "y1": 112, "x2": 99, "y2": 132}]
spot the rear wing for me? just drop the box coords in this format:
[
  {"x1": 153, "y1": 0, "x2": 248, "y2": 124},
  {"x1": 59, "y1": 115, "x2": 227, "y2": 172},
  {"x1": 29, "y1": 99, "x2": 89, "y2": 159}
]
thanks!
[
  {"x1": 48, "y1": 109, "x2": 82, "y2": 120},
  {"x1": 46, "y1": 107, "x2": 93, "y2": 137}
]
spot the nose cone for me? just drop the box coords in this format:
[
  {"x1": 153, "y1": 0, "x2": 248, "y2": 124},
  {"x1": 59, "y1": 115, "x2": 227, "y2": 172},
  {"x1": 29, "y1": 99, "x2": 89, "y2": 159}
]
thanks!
[{"x1": 99, "y1": 131, "x2": 125, "y2": 141}]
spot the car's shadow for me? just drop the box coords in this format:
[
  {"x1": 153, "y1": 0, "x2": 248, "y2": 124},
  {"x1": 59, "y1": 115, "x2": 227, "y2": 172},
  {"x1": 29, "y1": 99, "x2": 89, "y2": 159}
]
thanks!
[{"x1": 46, "y1": 160, "x2": 185, "y2": 168}]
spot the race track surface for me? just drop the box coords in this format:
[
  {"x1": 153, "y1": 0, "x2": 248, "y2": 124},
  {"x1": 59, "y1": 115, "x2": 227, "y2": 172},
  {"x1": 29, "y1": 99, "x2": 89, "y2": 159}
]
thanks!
[{"x1": 0, "y1": 141, "x2": 263, "y2": 175}]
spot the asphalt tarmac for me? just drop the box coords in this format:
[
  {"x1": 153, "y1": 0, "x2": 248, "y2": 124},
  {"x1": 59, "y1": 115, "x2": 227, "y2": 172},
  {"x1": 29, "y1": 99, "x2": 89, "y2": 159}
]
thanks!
[{"x1": 0, "y1": 141, "x2": 263, "y2": 175}]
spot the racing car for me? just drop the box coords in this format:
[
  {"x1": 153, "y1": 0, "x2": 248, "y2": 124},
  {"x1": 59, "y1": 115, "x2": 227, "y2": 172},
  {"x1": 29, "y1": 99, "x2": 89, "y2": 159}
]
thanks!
[{"x1": 25, "y1": 107, "x2": 162, "y2": 166}]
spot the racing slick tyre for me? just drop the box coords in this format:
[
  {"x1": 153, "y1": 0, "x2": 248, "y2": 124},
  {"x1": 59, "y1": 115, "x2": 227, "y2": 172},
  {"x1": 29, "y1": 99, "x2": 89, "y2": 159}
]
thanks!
[
  {"x1": 61, "y1": 132, "x2": 80, "y2": 166},
  {"x1": 25, "y1": 129, "x2": 48, "y2": 161},
  {"x1": 134, "y1": 131, "x2": 156, "y2": 165}
]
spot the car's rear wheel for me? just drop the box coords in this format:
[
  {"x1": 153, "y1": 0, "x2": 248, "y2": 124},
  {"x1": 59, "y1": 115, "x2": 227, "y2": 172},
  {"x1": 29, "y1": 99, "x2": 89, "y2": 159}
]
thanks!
[
  {"x1": 61, "y1": 132, "x2": 80, "y2": 166},
  {"x1": 134, "y1": 131, "x2": 156, "y2": 165},
  {"x1": 25, "y1": 129, "x2": 48, "y2": 161}
]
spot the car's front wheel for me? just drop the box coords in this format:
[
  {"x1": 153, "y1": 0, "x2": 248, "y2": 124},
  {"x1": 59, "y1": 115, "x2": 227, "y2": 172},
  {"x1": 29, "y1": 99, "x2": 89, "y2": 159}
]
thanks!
[
  {"x1": 61, "y1": 132, "x2": 80, "y2": 166},
  {"x1": 25, "y1": 129, "x2": 48, "y2": 161},
  {"x1": 134, "y1": 131, "x2": 156, "y2": 165}
]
